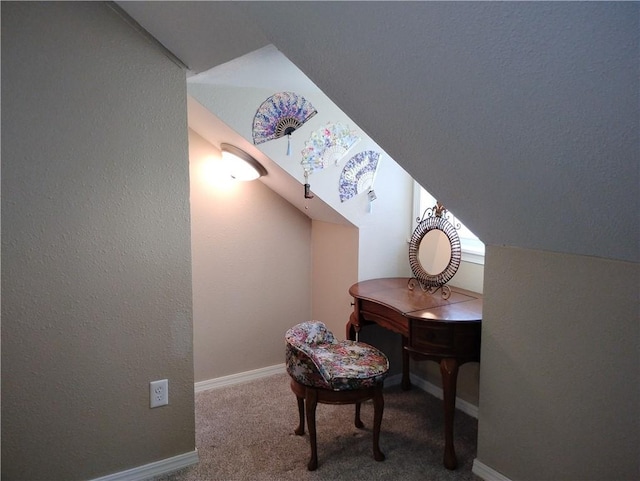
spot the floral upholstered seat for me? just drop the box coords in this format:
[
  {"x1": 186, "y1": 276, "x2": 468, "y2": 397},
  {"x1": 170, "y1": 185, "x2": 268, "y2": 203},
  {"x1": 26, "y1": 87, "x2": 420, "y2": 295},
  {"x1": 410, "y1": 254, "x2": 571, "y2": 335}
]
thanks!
[
  {"x1": 285, "y1": 321, "x2": 389, "y2": 391},
  {"x1": 285, "y1": 321, "x2": 390, "y2": 471}
]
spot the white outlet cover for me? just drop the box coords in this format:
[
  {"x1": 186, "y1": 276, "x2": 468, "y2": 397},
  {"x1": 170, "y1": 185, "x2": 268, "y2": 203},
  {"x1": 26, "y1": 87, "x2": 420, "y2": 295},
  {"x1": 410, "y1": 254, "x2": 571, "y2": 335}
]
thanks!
[{"x1": 150, "y1": 379, "x2": 168, "y2": 408}]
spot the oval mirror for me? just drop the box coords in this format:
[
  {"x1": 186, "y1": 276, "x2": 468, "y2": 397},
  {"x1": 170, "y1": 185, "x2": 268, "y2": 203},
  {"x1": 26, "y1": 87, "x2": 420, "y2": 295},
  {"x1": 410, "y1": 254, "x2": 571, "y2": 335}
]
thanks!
[
  {"x1": 418, "y1": 229, "x2": 452, "y2": 275},
  {"x1": 408, "y1": 204, "x2": 461, "y2": 293}
]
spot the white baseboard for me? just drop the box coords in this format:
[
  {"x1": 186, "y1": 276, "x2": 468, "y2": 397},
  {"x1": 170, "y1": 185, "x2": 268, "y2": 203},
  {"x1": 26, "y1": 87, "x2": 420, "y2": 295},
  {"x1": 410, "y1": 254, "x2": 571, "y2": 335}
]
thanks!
[
  {"x1": 89, "y1": 450, "x2": 199, "y2": 481},
  {"x1": 410, "y1": 373, "x2": 479, "y2": 419},
  {"x1": 91, "y1": 366, "x2": 480, "y2": 481},
  {"x1": 195, "y1": 367, "x2": 478, "y2": 419},
  {"x1": 194, "y1": 363, "x2": 286, "y2": 393},
  {"x1": 385, "y1": 373, "x2": 479, "y2": 419},
  {"x1": 472, "y1": 459, "x2": 513, "y2": 481}
]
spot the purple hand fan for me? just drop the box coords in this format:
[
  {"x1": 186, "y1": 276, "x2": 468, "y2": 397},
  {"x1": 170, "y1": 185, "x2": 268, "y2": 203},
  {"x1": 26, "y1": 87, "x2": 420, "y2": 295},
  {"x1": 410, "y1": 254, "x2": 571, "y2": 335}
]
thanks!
[
  {"x1": 339, "y1": 151, "x2": 381, "y2": 203},
  {"x1": 252, "y1": 91, "x2": 317, "y2": 155}
]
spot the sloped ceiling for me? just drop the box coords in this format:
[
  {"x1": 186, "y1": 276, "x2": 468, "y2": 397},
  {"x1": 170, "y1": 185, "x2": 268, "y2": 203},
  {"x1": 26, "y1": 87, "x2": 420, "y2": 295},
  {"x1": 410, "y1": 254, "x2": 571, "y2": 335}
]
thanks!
[
  {"x1": 186, "y1": 94, "x2": 353, "y2": 226},
  {"x1": 116, "y1": 1, "x2": 639, "y2": 263}
]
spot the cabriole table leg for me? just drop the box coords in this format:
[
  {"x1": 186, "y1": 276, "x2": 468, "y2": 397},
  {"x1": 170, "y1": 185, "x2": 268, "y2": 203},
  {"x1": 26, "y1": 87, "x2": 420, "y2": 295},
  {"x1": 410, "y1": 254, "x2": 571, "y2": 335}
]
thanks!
[{"x1": 440, "y1": 357, "x2": 459, "y2": 470}]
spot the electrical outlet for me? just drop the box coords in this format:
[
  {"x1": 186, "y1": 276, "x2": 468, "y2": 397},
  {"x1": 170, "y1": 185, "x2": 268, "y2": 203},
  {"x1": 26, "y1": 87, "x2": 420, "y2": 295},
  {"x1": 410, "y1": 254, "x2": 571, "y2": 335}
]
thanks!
[{"x1": 150, "y1": 379, "x2": 168, "y2": 408}]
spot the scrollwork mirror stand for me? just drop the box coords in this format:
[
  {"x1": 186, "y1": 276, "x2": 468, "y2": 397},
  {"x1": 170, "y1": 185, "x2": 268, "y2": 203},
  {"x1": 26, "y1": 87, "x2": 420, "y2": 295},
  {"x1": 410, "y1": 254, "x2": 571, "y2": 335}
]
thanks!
[{"x1": 408, "y1": 202, "x2": 462, "y2": 299}]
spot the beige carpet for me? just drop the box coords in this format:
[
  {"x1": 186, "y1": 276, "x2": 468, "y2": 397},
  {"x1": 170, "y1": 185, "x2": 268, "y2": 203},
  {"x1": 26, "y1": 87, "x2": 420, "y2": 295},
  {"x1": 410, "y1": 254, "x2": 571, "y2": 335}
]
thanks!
[{"x1": 154, "y1": 372, "x2": 482, "y2": 481}]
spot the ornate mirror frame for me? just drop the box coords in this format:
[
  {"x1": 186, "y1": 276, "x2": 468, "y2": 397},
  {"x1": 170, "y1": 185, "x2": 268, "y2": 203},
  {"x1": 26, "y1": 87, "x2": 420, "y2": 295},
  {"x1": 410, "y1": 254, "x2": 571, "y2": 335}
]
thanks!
[{"x1": 408, "y1": 202, "x2": 461, "y2": 299}]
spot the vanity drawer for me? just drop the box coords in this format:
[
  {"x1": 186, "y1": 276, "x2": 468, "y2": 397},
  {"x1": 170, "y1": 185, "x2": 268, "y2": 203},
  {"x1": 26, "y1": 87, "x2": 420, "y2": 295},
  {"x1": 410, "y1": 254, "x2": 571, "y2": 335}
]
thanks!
[
  {"x1": 409, "y1": 322, "x2": 455, "y2": 355},
  {"x1": 359, "y1": 299, "x2": 409, "y2": 336}
]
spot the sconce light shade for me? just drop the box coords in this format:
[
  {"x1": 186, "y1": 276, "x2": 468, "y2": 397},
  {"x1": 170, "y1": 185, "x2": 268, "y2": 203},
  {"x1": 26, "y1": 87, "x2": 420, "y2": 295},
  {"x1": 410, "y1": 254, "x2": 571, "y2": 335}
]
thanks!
[{"x1": 220, "y1": 143, "x2": 267, "y2": 181}]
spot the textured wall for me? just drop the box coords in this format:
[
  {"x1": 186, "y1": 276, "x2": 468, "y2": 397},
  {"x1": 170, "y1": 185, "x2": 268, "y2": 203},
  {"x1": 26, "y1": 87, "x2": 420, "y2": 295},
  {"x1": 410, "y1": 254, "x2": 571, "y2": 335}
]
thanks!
[
  {"x1": 5, "y1": 3, "x2": 637, "y2": 480},
  {"x1": 244, "y1": 2, "x2": 639, "y2": 264},
  {"x1": 119, "y1": 2, "x2": 639, "y2": 262},
  {"x1": 478, "y1": 246, "x2": 639, "y2": 480},
  {"x1": 1, "y1": 3, "x2": 194, "y2": 480},
  {"x1": 189, "y1": 130, "x2": 312, "y2": 382}
]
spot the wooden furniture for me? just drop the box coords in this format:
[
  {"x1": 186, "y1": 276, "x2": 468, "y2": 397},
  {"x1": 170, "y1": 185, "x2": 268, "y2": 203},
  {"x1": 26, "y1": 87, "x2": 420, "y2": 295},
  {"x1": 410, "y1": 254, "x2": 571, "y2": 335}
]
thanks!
[
  {"x1": 347, "y1": 277, "x2": 482, "y2": 470},
  {"x1": 285, "y1": 321, "x2": 389, "y2": 471}
]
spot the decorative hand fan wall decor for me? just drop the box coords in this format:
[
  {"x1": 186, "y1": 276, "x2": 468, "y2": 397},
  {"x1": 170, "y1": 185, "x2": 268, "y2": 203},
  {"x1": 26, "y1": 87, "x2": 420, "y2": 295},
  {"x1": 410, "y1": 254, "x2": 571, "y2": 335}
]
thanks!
[
  {"x1": 252, "y1": 91, "x2": 317, "y2": 155},
  {"x1": 339, "y1": 151, "x2": 381, "y2": 203},
  {"x1": 301, "y1": 122, "x2": 361, "y2": 173}
]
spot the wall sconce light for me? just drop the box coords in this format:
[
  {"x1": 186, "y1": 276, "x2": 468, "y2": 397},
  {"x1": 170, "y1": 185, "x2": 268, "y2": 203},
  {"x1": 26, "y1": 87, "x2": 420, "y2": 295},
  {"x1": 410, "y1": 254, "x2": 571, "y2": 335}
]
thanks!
[{"x1": 221, "y1": 143, "x2": 267, "y2": 181}]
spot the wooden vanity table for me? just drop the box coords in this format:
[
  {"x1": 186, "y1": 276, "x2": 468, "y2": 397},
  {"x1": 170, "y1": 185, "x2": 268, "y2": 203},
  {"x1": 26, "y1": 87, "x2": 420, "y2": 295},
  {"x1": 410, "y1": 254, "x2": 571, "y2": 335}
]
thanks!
[{"x1": 347, "y1": 277, "x2": 482, "y2": 470}]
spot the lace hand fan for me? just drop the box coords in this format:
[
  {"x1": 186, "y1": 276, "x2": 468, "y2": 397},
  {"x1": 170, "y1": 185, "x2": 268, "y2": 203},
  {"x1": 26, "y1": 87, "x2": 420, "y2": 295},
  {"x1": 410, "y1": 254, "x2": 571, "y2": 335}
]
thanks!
[
  {"x1": 301, "y1": 122, "x2": 361, "y2": 174},
  {"x1": 252, "y1": 91, "x2": 317, "y2": 154},
  {"x1": 339, "y1": 151, "x2": 381, "y2": 202}
]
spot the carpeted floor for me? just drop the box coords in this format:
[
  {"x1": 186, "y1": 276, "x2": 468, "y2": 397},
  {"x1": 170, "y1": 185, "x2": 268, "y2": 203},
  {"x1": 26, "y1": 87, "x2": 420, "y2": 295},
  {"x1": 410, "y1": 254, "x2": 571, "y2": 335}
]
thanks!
[{"x1": 153, "y1": 373, "x2": 482, "y2": 481}]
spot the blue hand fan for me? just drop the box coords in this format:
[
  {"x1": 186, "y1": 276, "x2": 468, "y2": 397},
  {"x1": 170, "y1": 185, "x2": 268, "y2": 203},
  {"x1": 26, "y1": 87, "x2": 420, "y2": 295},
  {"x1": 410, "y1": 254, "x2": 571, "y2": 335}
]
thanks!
[
  {"x1": 252, "y1": 91, "x2": 317, "y2": 155},
  {"x1": 339, "y1": 151, "x2": 381, "y2": 203}
]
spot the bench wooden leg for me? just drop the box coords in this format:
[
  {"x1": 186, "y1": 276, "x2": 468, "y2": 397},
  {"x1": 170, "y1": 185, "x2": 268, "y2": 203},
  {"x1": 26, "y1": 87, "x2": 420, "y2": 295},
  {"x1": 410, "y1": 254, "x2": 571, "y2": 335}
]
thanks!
[
  {"x1": 372, "y1": 384, "x2": 385, "y2": 462},
  {"x1": 354, "y1": 402, "x2": 364, "y2": 428},
  {"x1": 294, "y1": 395, "x2": 305, "y2": 435},
  {"x1": 305, "y1": 388, "x2": 319, "y2": 471},
  {"x1": 289, "y1": 378, "x2": 386, "y2": 470}
]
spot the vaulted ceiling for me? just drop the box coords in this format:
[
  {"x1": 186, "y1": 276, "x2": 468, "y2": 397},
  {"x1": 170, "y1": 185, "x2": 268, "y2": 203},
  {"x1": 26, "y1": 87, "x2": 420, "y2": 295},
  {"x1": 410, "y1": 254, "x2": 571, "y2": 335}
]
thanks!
[{"x1": 115, "y1": 1, "x2": 639, "y2": 263}]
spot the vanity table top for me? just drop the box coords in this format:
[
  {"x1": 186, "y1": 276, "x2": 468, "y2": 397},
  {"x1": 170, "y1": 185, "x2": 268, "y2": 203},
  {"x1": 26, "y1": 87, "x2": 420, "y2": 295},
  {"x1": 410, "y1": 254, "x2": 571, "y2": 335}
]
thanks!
[{"x1": 349, "y1": 277, "x2": 482, "y2": 323}]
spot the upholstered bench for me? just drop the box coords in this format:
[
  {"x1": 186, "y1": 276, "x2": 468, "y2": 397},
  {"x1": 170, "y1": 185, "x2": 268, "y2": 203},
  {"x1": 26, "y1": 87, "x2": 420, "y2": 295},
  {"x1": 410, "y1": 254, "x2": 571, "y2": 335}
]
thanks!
[{"x1": 285, "y1": 321, "x2": 389, "y2": 471}]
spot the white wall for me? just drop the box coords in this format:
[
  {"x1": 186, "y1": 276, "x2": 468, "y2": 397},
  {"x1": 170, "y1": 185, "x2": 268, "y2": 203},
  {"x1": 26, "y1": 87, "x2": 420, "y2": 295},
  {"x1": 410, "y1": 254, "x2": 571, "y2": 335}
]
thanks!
[
  {"x1": 355, "y1": 158, "x2": 414, "y2": 281},
  {"x1": 2, "y1": 3, "x2": 195, "y2": 479}
]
